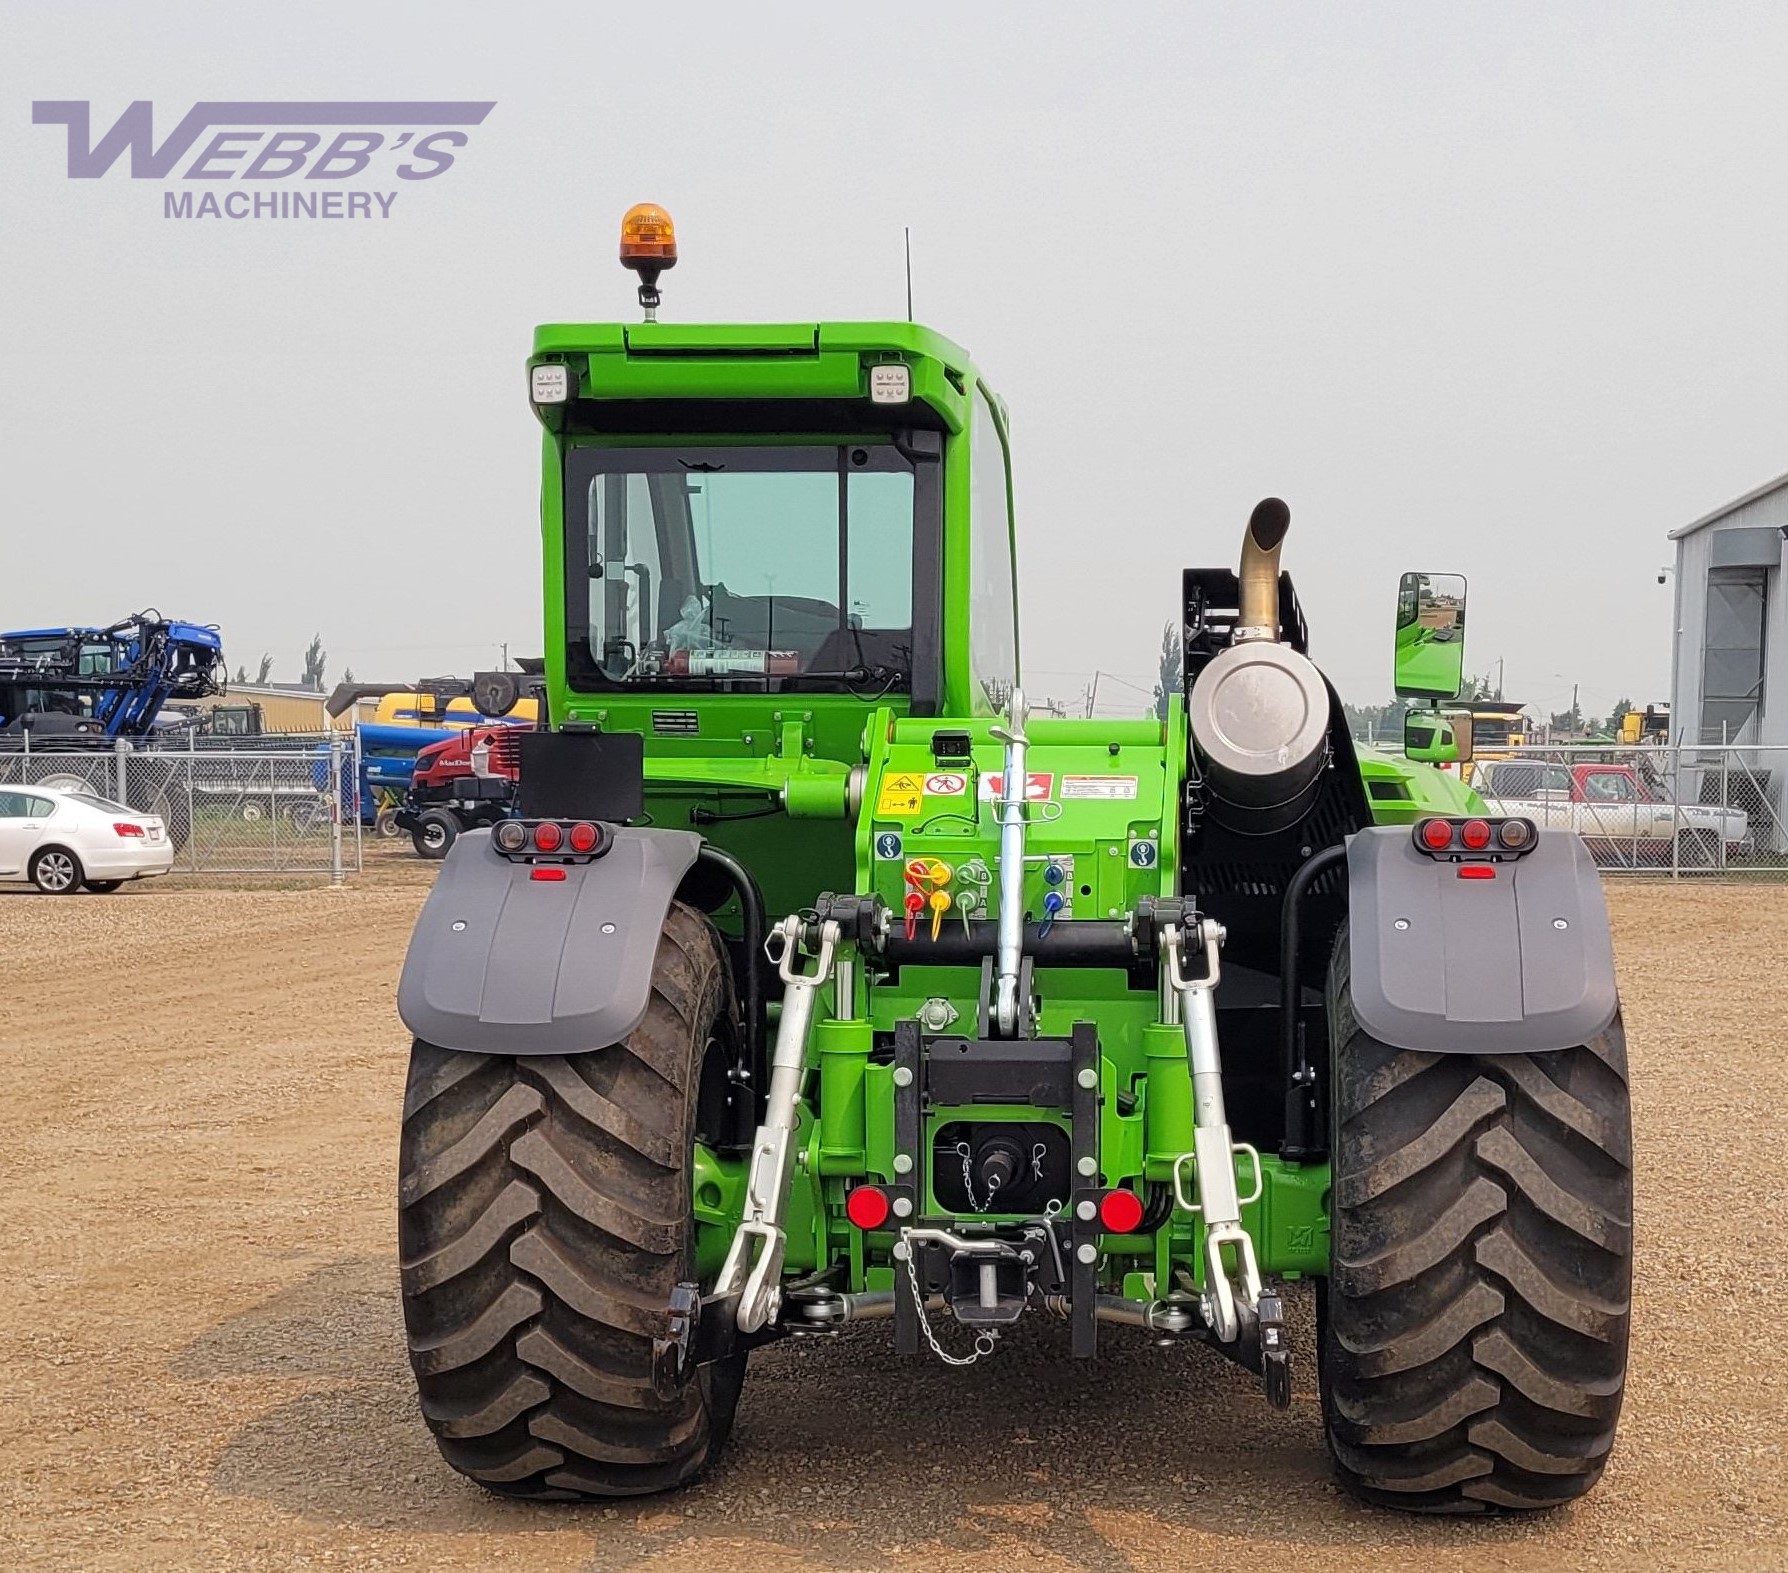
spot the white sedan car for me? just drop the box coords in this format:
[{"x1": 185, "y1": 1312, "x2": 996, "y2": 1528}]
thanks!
[{"x1": 0, "y1": 786, "x2": 175, "y2": 894}]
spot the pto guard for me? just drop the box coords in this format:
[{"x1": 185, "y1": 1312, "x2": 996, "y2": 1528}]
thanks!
[
  {"x1": 1345, "y1": 826, "x2": 1618, "y2": 1054},
  {"x1": 397, "y1": 826, "x2": 702, "y2": 1055}
]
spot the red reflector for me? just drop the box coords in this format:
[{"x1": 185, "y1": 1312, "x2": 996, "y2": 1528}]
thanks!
[
  {"x1": 1098, "y1": 1188, "x2": 1146, "y2": 1233},
  {"x1": 1460, "y1": 819, "x2": 1492, "y2": 850},
  {"x1": 532, "y1": 821, "x2": 563, "y2": 852},
  {"x1": 1419, "y1": 818, "x2": 1453, "y2": 850},
  {"x1": 112, "y1": 822, "x2": 145, "y2": 838},
  {"x1": 1457, "y1": 865, "x2": 1496, "y2": 880},
  {"x1": 530, "y1": 867, "x2": 568, "y2": 882},
  {"x1": 568, "y1": 821, "x2": 599, "y2": 853},
  {"x1": 845, "y1": 1185, "x2": 890, "y2": 1230}
]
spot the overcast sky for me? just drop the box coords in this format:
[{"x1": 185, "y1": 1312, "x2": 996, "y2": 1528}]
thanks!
[{"x1": 4, "y1": 1, "x2": 1786, "y2": 722}]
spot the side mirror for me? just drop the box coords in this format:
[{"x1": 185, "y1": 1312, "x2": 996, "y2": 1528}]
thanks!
[
  {"x1": 1404, "y1": 708, "x2": 1473, "y2": 765},
  {"x1": 1394, "y1": 571, "x2": 1468, "y2": 699}
]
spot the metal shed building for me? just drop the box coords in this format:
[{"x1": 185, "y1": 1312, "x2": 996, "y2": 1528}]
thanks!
[{"x1": 1669, "y1": 471, "x2": 1787, "y2": 747}]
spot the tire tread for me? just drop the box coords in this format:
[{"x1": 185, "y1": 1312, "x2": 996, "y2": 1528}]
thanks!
[
  {"x1": 1321, "y1": 925, "x2": 1632, "y2": 1513},
  {"x1": 398, "y1": 901, "x2": 743, "y2": 1498}
]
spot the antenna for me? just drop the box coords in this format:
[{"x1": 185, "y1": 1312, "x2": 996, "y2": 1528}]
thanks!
[{"x1": 904, "y1": 226, "x2": 913, "y2": 322}]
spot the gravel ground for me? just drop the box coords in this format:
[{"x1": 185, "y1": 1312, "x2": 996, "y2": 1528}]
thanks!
[{"x1": 1, "y1": 880, "x2": 1784, "y2": 1572}]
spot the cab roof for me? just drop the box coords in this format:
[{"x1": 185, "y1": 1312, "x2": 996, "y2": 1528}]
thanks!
[{"x1": 530, "y1": 321, "x2": 990, "y2": 435}]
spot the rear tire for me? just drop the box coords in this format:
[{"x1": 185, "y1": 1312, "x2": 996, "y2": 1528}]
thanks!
[
  {"x1": 1320, "y1": 928, "x2": 1632, "y2": 1512},
  {"x1": 30, "y1": 847, "x2": 84, "y2": 894},
  {"x1": 412, "y1": 808, "x2": 460, "y2": 860},
  {"x1": 398, "y1": 901, "x2": 747, "y2": 1498}
]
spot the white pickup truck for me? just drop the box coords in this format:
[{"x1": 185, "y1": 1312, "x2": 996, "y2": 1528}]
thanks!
[{"x1": 1474, "y1": 758, "x2": 1751, "y2": 867}]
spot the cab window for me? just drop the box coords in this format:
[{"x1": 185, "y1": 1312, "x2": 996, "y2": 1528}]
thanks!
[
  {"x1": 564, "y1": 443, "x2": 920, "y2": 691},
  {"x1": 1583, "y1": 771, "x2": 1638, "y2": 803},
  {"x1": 969, "y1": 390, "x2": 1018, "y2": 711}
]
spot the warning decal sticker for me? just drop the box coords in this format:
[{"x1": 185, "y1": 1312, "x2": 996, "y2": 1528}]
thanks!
[
  {"x1": 976, "y1": 771, "x2": 1055, "y2": 803},
  {"x1": 1060, "y1": 775, "x2": 1139, "y2": 801},
  {"x1": 923, "y1": 772, "x2": 968, "y2": 797},
  {"x1": 875, "y1": 772, "x2": 927, "y2": 818}
]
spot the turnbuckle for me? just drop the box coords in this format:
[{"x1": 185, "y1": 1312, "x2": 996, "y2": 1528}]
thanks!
[
  {"x1": 1161, "y1": 918, "x2": 1267, "y2": 1347},
  {"x1": 714, "y1": 914, "x2": 839, "y2": 1333}
]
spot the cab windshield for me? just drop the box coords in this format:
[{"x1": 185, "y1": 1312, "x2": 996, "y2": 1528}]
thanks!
[{"x1": 564, "y1": 444, "x2": 918, "y2": 692}]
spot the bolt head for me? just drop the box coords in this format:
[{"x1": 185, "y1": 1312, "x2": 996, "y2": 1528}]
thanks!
[
  {"x1": 892, "y1": 1196, "x2": 913, "y2": 1218},
  {"x1": 1076, "y1": 1155, "x2": 1098, "y2": 1178},
  {"x1": 1076, "y1": 1067, "x2": 1098, "y2": 1089},
  {"x1": 893, "y1": 1241, "x2": 909, "y2": 1261},
  {"x1": 1076, "y1": 1243, "x2": 1098, "y2": 1264},
  {"x1": 600, "y1": 922, "x2": 617, "y2": 935},
  {"x1": 892, "y1": 1153, "x2": 913, "y2": 1175},
  {"x1": 450, "y1": 921, "x2": 466, "y2": 932},
  {"x1": 1393, "y1": 918, "x2": 1410, "y2": 932},
  {"x1": 892, "y1": 1066, "x2": 914, "y2": 1088},
  {"x1": 1553, "y1": 918, "x2": 1569, "y2": 930},
  {"x1": 1075, "y1": 1199, "x2": 1097, "y2": 1221}
]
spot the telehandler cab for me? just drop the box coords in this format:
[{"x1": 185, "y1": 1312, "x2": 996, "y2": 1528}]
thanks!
[{"x1": 394, "y1": 205, "x2": 1631, "y2": 1512}]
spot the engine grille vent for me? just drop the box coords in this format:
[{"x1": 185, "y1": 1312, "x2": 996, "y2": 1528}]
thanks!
[{"x1": 652, "y1": 710, "x2": 700, "y2": 736}]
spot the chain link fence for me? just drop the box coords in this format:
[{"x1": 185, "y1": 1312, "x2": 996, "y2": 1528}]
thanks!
[
  {"x1": 1467, "y1": 742, "x2": 1788, "y2": 877},
  {"x1": 0, "y1": 733, "x2": 363, "y2": 878},
  {"x1": 9, "y1": 733, "x2": 1782, "y2": 882}
]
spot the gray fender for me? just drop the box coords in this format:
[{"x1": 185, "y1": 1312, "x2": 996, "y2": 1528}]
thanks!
[
  {"x1": 1344, "y1": 826, "x2": 1618, "y2": 1054},
  {"x1": 397, "y1": 825, "x2": 703, "y2": 1055}
]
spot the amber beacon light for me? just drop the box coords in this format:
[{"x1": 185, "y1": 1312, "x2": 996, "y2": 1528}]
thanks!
[{"x1": 620, "y1": 203, "x2": 678, "y2": 321}]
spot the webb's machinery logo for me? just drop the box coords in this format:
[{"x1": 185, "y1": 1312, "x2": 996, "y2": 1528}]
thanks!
[{"x1": 31, "y1": 99, "x2": 496, "y2": 220}]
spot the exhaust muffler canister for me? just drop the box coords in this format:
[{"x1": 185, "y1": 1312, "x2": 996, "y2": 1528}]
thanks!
[{"x1": 1188, "y1": 637, "x2": 1330, "y2": 835}]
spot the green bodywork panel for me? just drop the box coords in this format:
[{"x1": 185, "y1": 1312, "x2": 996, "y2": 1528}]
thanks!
[{"x1": 529, "y1": 317, "x2": 1483, "y2": 1297}]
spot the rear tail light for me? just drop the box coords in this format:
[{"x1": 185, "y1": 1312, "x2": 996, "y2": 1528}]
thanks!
[
  {"x1": 1412, "y1": 817, "x2": 1537, "y2": 862},
  {"x1": 1497, "y1": 819, "x2": 1533, "y2": 850},
  {"x1": 845, "y1": 1184, "x2": 891, "y2": 1230},
  {"x1": 1098, "y1": 1188, "x2": 1146, "y2": 1234},
  {"x1": 112, "y1": 822, "x2": 145, "y2": 838},
  {"x1": 494, "y1": 818, "x2": 614, "y2": 863}
]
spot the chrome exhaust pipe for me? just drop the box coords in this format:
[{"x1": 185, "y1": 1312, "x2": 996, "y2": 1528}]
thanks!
[
  {"x1": 1187, "y1": 497, "x2": 1331, "y2": 835},
  {"x1": 1235, "y1": 496, "x2": 1291, "y2": 642}
]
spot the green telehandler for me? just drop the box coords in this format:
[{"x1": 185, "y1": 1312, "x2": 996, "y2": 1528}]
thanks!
[{"x1": 393, "y1": 205, "x2": 1631, "y2": 1512}]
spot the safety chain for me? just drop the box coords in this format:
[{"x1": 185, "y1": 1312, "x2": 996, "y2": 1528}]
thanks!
[
  {"x1": 955, "y1": 1142, "x2": 999, "y2": 1214},
  {"x1": 902, "y1": 1238, "x2": 997, "y2": 1367}
]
